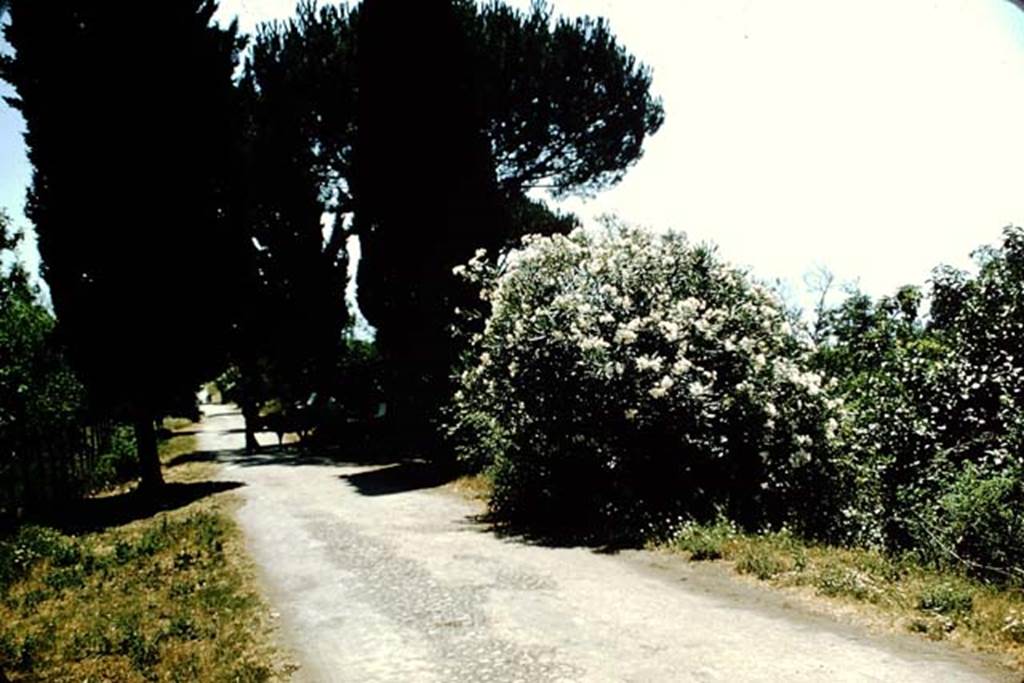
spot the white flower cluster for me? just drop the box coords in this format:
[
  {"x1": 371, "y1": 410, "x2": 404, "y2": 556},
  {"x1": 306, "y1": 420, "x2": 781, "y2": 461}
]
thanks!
[{"x1": 450, "y1": 221, "x2": 840, "y2": 504}]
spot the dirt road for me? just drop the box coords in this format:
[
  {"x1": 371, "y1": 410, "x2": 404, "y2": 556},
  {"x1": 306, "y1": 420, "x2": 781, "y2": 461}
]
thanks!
[{"x1": 196, "y1": 405, "x2": 1016, "y2": 682}]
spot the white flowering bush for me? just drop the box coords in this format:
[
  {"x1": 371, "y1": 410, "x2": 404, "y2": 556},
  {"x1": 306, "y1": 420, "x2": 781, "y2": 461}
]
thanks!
[{"x1": 449, "y1": 221, "x2": 843, "y2": 536}]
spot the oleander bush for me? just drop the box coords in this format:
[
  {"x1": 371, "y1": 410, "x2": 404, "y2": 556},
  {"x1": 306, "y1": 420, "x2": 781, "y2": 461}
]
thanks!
[
  {"x1": 449, "y1": 221, "x2": 844, "y2": 537},
  {"x1": 450, "y1": 219, "x2": 1024, "y2": 582}
]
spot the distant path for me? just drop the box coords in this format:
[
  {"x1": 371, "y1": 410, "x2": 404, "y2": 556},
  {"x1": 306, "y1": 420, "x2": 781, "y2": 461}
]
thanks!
[{"x1": 195, "y1": 404, "x2": 1015, "y2": 682}]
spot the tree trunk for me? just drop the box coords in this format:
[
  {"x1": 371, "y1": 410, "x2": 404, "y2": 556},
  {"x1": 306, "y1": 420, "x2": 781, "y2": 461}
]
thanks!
[
  {"x1": 134, "y1": 413, "x2": 164, "y2": 492},
  {"x1": 241, "y1": 399, "x2": 261, "y2": 453}
]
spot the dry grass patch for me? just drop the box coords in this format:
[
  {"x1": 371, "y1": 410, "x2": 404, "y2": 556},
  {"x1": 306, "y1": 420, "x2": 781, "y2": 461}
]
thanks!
[
  {"x1": 447, "y1": 473, "x2": 494, "y2": 503},
  {"x1": 0, "y1": 429, "x2": 292, "y2": 681},
  {"x1": 664, "y1": 520, "x2": 1024, "y2": 669}
]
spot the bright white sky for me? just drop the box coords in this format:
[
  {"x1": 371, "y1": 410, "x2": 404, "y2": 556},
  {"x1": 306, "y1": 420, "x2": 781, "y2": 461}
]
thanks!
[{"x1": 5, "y1": 0, "x2": 1024, "y2": 311}]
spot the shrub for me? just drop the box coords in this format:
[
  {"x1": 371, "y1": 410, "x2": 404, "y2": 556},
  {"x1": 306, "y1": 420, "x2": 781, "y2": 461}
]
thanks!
[
  {"x1": 819, "y1": 227, "x2": 1024, "y2": 578},
  {"x1": 814, "y1": 564, "x2": 879, "y2": 602},
  {"x1": 670, "y1": 518, "x2": 738, "y2": 561},
  {"x1": 931, "y1": 462, "x2": 1024, "y2": 582},
  {"x1": 87, "y1": 425, "x2": 139, "y2": 491},
  {"x1": 449, "y1": 221, "x2": 843, "y2": 536},
  {"x1": 733, "y1": 530, "x2": 807, "y2": 580},
  {"x1": 917, "y1": 582, "x2": 974, "y2": 617}
]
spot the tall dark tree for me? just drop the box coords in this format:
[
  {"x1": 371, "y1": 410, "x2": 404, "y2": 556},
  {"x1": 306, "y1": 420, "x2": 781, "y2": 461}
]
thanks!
[
  {"x1": 352, "y1": 0, "x2": 663, "y2": 437},
  {"x1": 353, "y1": 0, "x2": 511, "y2": 440},
  {"x1": 1, "y1": 1, "x2": 247, "y2": 490},
  {"x1": 230, "y1": 3, "x2": 354, "y2": 447},
  {"x1": 241, "y1": 0, "x2": 662, "y2": 440}
]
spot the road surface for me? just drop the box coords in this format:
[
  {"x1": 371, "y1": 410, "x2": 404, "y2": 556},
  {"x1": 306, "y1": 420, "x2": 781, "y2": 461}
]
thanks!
[{"x1": 195, "y1": 404, "x2": 1016, "y2": 682}]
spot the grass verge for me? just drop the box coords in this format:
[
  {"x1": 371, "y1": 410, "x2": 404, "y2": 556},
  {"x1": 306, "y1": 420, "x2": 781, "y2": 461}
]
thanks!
[
  {"x1": 0, "y1": 428, "x2": 291, "y2": 681},
  {"x1": 663, "y1": 519, "x2": 1024, "y2": 669},
  {"x1": 446, "y1": 473, "x2": 493, "y2": 504}
]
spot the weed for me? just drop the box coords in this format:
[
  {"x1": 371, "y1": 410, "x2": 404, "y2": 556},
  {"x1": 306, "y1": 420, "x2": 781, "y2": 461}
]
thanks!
[
  {"x1": 1003, "y1": 611, "x2": 1024, "y2": 644},
  {"x1": 736, "y1": 548, "x2": 790, "y2": 580},
  {"x1": 135, "y1": 523, "x2": 171, "y2": 557},
  {"x1": 168, "y1": 653, "x2": 201, "y2": 682},
  {"x1": 908, "y1": 619, "x2": 930, "y2": 634},
  {"x1": 814, "y1": 564, "x2": 876, "y2": 602},
  {"x1": 735, "y1": 530, "x2": 806, "y2": 580},
  {"x1": 671, "y1": 518, "x2": 737, "y2": 561},
  {"x1": 918, "y1": 582, "x2": 974, "y2": 617},
  {"x1": 69, "y1": 627, "x2": 109, "y2": 658},
  {"x1": 230, "y1": 659, "x2": 274, "y2": 682},
  {"x1": 20, "y1": 588, "x2": 51, "y2": 609},
  {"x1": 0, "y1": 525, "x2": 81, "y2": 592},
  {"x1": 119, "y1": 627, "x2": 160, "y2": 670},
  {"x1": 43, "y1": 565, "x2": 86, "y2": 591},
  {"x1": 165, "y1": 615, "x2": 201, "y2": 641},
  {"x1": 168, "y1": 579, "x2": 195, "y2": 599},
  {"x1": 0, "y1": 632, "x2": 19, "y2": 669},
  {"x1": 174, "y1": 549, "x2": 200, "y2": 570},
  {"x1": 113, "y1": 538, "x2": 135, "y2": 564}
]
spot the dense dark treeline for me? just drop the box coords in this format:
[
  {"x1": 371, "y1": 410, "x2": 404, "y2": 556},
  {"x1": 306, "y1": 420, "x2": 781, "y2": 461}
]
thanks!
[
  {"x1": 0, "y1": 0, "x2": 662, "y2": 496},
  {"x1": 1, "y1": 0, "x2": 247, "y2": 490},
  {"x1": 244, "y1": 0, "x2": 663, "y2": 443},
  {"x1": 225, "y1": 2, "x2": 365, "y2": 451}
]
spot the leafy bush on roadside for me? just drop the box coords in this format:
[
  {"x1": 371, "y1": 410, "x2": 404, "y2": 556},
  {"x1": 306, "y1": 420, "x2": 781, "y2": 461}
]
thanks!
[
  {"x1": 449, "y1": 221, "x2": 1024, "y2": 583},
  {"x1": 450, "y1": 221, "x2": 843, "y2": 536},
  {"x1": 818, "y1": 227, "x2": 1024, "y2": 580},
  {"x1": 87, "y1": 425, "x2": 139, "y2": 491}
]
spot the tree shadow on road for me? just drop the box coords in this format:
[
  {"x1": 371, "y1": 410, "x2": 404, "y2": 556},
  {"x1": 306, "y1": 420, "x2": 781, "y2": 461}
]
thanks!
[
  {"x1": 338, "y1": 461, "x2": 457, "y2": 496},
  {"x1": 27, "y1": 480, "x2": 245, "y2": 535},
  {"x1": 461, "y1": 512, "x2": 642, "y2": 555}
]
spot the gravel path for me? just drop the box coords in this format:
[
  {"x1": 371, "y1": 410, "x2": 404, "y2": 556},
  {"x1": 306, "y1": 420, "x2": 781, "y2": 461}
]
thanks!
[{"x1": 196, "y1": 405, "x2": 1017, "y2": 682}]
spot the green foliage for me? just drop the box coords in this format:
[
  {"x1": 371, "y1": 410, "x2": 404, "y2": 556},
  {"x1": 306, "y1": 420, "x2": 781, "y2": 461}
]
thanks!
[
  {"x1": 451, "y1": 223, "x2": 842, "y2": 536},
  {"x1": 87, "y1": 426, "x2": 140, "y2": 492},
  {"x1": 2, "y1": 1, "x2": 249, "y2": 489},
  {"x1": 353, "y1": 0, "x2": 514, "y2": 439},
  {"x1": 449, "y1": 214, "x2": 1024, "y2": 587},
  {"x1": 462, "y1": 0, "x2": 665, "y2": 196},
  {"x1": 0, "y1": 525, "x2": 79, "y2": 593},
  {"x1": 813, "y1": 563, "x2": 882, "y2": 602},
  {"x1": 235, "y1": 1, "x2": 353, "y2": 410},
  {"x1": 931, "y1": 462, "x2": 1024, "y2": 582},
  {"x1": 331, "y1": 339, "x2": 385, "y2": 418},
  {"x1": 0, "y1": 210, "x2": 124, "y2": 512},
  {"x1": 670, "y1": 518, "x2": 738, "y2": 561},
  {"x1": 351, "y1": 0, "x2": 662, "y2": 437},
  {"x1": 734, "y1": 530, "x2": 807, "y2": 580},
  {"x1": 816, "y1": 227, "x2": 1024, "y2": 581},
  {"x1": 917, "y1": 582, "x2": 974, "y2": 617}
]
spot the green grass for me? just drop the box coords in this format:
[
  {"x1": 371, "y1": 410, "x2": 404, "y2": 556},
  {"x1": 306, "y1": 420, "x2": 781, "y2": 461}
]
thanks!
[
  {"x1": 0, "y1": 431, "x2": 291, "y2": 681},
  {"x1": 663, "y1": 521, "x2": 1024, "y2": 668}
]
